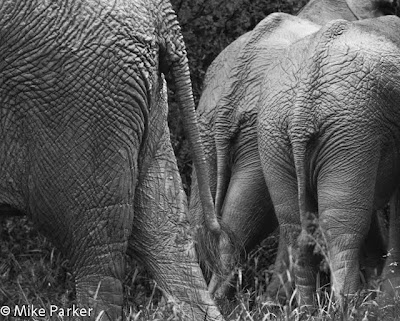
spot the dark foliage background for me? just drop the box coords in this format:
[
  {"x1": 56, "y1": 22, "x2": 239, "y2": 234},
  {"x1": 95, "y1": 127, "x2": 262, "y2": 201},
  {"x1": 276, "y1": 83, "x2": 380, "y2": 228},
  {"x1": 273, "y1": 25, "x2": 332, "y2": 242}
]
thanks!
[{"x1": 168, "y1": 0, "x2": 308, "y2": 192}]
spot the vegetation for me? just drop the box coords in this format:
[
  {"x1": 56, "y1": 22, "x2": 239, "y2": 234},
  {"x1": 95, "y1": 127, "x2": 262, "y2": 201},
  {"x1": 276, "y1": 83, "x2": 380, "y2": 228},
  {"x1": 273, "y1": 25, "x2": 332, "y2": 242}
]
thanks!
[
  {"x1": 2, "y1": 0, "x2": 399, "y2": 320},
  {"x1": 2, "y1": 217, "x2": 400, "y2": 320}
]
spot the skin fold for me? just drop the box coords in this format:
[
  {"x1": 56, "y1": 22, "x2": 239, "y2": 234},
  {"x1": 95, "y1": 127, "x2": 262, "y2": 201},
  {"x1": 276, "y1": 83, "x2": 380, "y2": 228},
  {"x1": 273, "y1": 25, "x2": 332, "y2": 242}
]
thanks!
[
  {"x1": 0, "y1": 0, "x2": 223, "y2": 320},
  {"x1": 257, "y1": 14, "x2": 400, "y2": 307},
  {"x1": 189, "y1": 0, "x2": 396, "y2": 300}
]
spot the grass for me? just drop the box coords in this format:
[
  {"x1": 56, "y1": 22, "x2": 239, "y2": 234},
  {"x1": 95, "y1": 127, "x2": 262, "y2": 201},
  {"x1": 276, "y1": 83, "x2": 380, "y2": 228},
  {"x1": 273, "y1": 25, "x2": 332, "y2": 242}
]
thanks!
[{"x1": 1, "y1": 217, "x2": 400, "y2": 320}]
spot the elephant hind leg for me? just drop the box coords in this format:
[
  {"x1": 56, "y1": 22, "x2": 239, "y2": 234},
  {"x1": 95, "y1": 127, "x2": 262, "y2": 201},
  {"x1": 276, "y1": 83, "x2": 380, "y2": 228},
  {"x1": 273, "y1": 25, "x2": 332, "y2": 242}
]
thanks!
[
  {"x1": 75, "y1": 275, "x2": 124, "y2": 320},
  {"x1": 69, "y1": 204, "x2": 133, "y2": 320},
  {"x1": 265, "y1": 232, "x2": 293, "y2": 302},
  {"x1": 316, "y1": 153, "x2": 380, "y2": 306},
  {"x1": 209, "y1": 162, "x2": 278, "y2": 299},
  {"x1": 261, "y1": 161, "x2": 319, "y2": 306},
  {"x1": 272, "y1": 194, "x2": 319, "y2": 307},
  {"x1": 318, "y1": 207, "x2": 371, "y2": 305}
]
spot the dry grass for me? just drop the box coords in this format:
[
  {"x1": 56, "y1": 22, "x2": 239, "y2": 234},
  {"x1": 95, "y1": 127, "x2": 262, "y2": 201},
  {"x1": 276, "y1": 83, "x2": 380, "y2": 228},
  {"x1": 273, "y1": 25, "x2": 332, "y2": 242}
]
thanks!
[{"x1": 1, "y1": 218, "x2": 400, "y2": 320}]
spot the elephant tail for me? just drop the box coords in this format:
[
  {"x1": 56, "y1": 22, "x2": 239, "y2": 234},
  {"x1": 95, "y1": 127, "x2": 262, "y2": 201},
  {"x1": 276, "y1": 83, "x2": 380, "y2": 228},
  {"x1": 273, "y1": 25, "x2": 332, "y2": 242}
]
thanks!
[
  {"x1": 158, "y1": 0, "x2": 221, "y2": 235},
  {"x1": 171, "y1": 60, "x2": 221, "y2": 234},
  {"x1": 291, "y1": 130, "x2": 318, "y2": 240},
  {"x1": 156, "y1": 0, "x2": 240, "y2": 276},
  {"x1": 188, "y1": 170, "x2": 238, "y2": 278},
  {"x1": 194, "y1": 219, "x2": 239, "y2": 278},
  {"x1": 189, "y1": 168, "x2": 239, "y2": 278},
  {"x1": 205, "y1": 116, "x2": 242, "y2": 276}
]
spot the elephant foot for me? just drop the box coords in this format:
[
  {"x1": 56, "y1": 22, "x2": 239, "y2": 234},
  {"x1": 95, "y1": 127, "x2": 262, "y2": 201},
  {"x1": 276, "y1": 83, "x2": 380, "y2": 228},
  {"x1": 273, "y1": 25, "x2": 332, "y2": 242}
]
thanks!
[{"x1": 75, "y1": 276, "x2": 124, "y2": 320}]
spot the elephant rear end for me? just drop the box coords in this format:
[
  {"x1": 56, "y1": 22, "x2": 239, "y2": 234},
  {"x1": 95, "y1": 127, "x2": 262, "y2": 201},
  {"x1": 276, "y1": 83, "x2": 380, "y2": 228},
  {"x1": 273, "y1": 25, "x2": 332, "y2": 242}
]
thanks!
[
  {"x1": 257, "y1": 16, "x2": 400, "y2": 307},
  {"x1": 0, "y1": 1, "x2": 164, "y2": 317},
  {"x1": 0, "y1": 1, "x2": 225, "y2": 320}
]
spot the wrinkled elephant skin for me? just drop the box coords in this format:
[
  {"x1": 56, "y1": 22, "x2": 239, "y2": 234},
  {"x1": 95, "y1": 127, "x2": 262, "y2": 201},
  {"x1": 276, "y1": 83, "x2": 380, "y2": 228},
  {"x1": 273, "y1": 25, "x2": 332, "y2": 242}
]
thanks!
[
  {"x1": 189, "y1": 0, "x2": 395, "y2": 300},
  {"x1": 0, "y1": 0, "x2": 223, "y2": 320},
  {"x1": 257, "y1": 14, "x2": 400, "y2": 306}
]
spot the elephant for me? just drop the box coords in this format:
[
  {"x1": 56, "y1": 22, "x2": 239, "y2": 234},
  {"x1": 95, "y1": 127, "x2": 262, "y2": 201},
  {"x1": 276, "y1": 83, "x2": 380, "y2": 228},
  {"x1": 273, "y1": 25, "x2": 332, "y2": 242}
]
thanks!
[
  {"x1": 256, "y1": 14, "x2": 400, "y2": 307},
  {"x1": 0, "y1": 0, "x2": 224, "y2": 320},
  {"x1": 189, "y1": 0, "x2": 395, "y2": 300}
]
